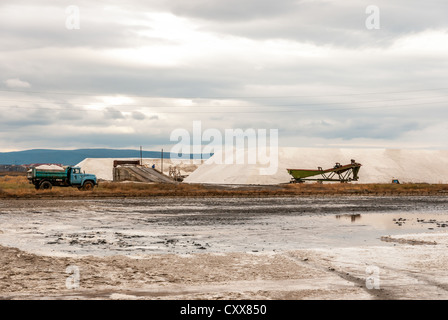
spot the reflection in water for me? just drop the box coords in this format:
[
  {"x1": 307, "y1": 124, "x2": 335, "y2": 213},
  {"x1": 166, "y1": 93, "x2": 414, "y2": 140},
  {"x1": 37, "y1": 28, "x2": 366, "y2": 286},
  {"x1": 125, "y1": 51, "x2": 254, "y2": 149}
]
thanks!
[{"x1": 335, "y1": 214, "x2": 362, "y2": 222}]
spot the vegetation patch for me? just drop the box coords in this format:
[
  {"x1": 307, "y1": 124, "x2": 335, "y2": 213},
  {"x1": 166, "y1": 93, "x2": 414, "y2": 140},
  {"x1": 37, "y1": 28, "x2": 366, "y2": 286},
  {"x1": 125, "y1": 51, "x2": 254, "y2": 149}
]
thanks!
[{"x1": 0, "y1": 175, "x2": 447, "y2": 199}]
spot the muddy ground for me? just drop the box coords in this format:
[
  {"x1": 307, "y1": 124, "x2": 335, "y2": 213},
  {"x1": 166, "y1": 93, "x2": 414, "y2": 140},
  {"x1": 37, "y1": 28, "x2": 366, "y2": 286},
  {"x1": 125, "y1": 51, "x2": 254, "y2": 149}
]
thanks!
[{"x1": 1, "y1": 196, "x2": 448, "y2": 300}]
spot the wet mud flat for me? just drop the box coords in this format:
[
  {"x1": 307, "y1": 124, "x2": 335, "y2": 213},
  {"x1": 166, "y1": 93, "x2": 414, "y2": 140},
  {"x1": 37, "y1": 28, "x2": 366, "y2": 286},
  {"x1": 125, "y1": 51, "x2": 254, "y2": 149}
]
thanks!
[
  {"x1": 1, "y1": 196, "x2": 448, "y2": 300},
  {"x1": 1, "y1": 196, "x2": 448, "y2": 256}
]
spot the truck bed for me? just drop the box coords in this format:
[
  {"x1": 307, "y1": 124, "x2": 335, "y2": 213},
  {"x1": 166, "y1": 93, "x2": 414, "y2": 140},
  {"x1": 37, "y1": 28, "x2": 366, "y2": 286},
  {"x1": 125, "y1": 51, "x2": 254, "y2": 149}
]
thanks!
[{"x1": 29, "y1": 169, "x2": 69, "y2": 180}]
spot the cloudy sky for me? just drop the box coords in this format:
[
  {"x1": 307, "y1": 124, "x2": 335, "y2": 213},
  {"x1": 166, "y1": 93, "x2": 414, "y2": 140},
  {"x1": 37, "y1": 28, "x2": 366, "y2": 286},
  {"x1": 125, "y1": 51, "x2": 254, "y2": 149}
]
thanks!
[{"x1": 1, "y1": 0, "x2": 447, "y2": 152}]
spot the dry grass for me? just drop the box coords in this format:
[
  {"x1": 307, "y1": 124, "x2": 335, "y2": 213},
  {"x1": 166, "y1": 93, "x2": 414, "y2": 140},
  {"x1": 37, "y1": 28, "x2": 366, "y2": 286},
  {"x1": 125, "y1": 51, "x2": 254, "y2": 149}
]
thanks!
[
  {"x1": 0, "y1": 175, "x2": 447, "y2": 199},
  {"x1": 0, "y1": 171, "x2": 27, "y2": 177}
]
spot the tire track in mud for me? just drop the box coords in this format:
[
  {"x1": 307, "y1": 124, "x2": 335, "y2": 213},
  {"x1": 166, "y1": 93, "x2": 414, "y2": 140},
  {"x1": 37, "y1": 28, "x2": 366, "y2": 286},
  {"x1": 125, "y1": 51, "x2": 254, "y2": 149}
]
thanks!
[
  {"x1": 282, "y1": 251, "x2": 398, "y2": 300},
  {"x1": 284, "y1": 246, "x2": 448, "y2": 300},
  {"x1": 378, "y1": 265, "x2": 448, "y2": 299}
]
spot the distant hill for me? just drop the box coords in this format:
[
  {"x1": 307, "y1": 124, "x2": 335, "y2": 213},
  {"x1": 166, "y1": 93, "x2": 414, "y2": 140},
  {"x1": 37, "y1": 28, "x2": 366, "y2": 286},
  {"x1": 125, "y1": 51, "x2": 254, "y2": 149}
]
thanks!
[{"x1": 0, "y1": 149, "x2": 208, "y2": 166}]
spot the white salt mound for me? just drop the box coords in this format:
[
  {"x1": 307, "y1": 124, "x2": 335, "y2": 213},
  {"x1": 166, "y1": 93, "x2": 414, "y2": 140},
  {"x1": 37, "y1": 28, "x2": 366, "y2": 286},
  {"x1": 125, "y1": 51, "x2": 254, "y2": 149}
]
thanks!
[
  {"x1": 76, "y1": 158, "x2": 201, "y2": 181},
  {"x1": 184, "y1": 147, "x2": 448, "y2": 185},
  {"x1": 35, "y1": 164, "x2": 65, "y2": 171}
]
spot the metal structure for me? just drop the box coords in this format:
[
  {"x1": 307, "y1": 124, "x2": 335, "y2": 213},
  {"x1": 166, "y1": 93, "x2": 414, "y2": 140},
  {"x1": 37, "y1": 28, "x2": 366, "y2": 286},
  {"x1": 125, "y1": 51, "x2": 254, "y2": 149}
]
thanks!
[
  {"x1": 169, "y1": 166, "x2": 184, "y2": 182},
  {"x1": 287, "y1": 159, "x2": 362, "y2": 183},
  {"x1": 113, "y1": 166, "x2": 175, "y2": 183},
  {"x1": 113, "y1": 160, "x2": 140, "y2": 168}
]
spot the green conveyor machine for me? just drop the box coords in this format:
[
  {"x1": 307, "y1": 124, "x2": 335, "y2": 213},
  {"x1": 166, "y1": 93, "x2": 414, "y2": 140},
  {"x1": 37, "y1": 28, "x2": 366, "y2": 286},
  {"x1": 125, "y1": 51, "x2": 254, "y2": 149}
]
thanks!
[{"x1": 287, "y1": 159, "x2": 362, "y2": 183}]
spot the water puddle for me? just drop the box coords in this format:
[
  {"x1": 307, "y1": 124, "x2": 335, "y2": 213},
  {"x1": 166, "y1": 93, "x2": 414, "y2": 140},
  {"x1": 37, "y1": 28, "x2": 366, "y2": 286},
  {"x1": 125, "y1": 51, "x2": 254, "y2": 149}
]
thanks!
[
  {"x1": 334, "y1": 212, "x2": 448, "y2": 231},
  {"x1": 288, "y1": 212, "x2": 448, "y2": 249}
]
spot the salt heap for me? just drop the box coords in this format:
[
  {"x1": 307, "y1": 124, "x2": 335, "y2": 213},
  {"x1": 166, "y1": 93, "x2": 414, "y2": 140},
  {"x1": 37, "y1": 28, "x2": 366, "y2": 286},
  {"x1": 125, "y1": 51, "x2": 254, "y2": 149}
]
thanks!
[
  {"x1": 76, "y1": 158, "x2": 201, "y2": 181},
  {"x1": 35, "y1": 164, "x2": 65, "y2": 171},
  {"x1": 184, "y1": 147, "x2": 448, "y2": 185}
]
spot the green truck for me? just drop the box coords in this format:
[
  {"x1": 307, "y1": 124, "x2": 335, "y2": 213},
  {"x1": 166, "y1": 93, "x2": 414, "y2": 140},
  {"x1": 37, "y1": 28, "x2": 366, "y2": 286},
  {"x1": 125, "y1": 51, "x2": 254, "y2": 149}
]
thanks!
[{"x1": 27, "y1": 166, "x2": 98, "y2": 191}]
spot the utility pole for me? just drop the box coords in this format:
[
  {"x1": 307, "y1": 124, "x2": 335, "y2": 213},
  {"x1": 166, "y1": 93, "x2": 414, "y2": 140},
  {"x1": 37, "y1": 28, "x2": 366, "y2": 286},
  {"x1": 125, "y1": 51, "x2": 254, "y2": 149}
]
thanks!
[
  {"x1": 161, "y1": 148, "x2": 164, "y2": 173},
  {"x1": 140, "y1": 146, "x2": 143, "y2": 166}
]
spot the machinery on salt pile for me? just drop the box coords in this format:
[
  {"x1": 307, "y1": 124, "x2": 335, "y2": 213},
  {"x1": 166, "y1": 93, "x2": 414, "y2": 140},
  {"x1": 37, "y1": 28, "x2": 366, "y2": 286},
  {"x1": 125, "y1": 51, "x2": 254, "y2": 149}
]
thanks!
[
  {"x1": 287, "y1": 159, "x2": 362, "y2": 183},
  {"x1": 112, "y1": 160, "x2": 178, "y2": 183}
]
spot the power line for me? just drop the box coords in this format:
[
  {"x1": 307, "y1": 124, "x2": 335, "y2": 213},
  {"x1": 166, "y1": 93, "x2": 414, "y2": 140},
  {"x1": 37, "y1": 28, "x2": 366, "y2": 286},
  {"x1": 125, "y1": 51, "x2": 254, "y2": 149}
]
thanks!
[
  {"x1": 1, "y1": 87, "x2": 448, "y2": 100},
  {"x1": 0, "y1": 99, "x2": 445, "y2": 114},
  {"x1": 0, "y1": 94, "x2": 446, "y2": 110}
]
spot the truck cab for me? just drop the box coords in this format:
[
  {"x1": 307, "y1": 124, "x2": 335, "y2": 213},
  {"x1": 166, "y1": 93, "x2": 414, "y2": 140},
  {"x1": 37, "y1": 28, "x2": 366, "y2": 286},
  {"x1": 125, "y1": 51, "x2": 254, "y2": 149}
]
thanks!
[{"x1": 68, "y1": 167, "x2": 97, "y2": 190}]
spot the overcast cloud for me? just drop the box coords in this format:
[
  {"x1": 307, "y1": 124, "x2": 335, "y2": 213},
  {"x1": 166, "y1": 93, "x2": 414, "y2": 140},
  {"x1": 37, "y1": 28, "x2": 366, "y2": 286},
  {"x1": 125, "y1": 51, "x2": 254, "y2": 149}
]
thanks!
[{"x1": 0, "y1": 0, "x2": 447, "y2": 152}]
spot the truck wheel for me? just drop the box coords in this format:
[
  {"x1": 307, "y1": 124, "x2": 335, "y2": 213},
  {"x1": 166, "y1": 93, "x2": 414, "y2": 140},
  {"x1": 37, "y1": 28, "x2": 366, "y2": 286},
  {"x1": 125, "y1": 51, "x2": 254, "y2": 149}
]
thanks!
[
  {"x1": 81, "y1": 181, "x2": 94, "y2": 191},
  {"x1": 40, "y1": 181, "x2": 53, "y2": 190}
]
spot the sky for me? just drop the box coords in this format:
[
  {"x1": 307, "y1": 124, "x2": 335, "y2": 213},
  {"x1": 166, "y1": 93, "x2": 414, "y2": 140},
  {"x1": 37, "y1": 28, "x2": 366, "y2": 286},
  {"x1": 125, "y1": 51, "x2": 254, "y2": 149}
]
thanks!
[{"x1": 1, "y1": 0, "x2": 447, "y2": 152}]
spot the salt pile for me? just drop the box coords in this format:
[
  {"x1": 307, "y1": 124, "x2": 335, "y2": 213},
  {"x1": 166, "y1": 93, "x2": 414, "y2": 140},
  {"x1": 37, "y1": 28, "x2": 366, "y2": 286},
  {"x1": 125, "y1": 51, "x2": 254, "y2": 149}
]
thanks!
[
  {"x1": 35, "y1": 164, "x2": 65, "y2": 171},
  {"x1": 76, "y1": 158, "x2": 201, "y2": 181},
  {"x1": 184, "y1": 147, "x2": 448, "y2": 185}
]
